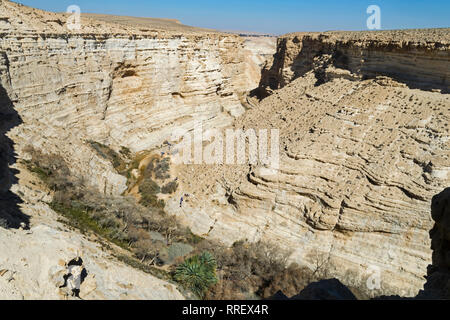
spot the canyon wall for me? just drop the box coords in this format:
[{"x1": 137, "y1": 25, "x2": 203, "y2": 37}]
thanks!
[
  {"x1": 0, "y1": 0, "x2": 256, "y2": 299},
  {"x1": 0, "y1": 0, "x2": 254, "y2": 196},
  {"x1": 259, "y1": 30, "x2": 449, "y2": 95},
  {"x1": 168, "y1": 29, "x2": 450, "y2": 298}
]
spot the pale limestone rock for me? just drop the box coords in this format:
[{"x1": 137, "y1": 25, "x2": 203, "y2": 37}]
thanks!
[
  {"x1": 171, "y1": 69, "x2": 449, "y2": 298},
  {"x1": 1, "y1": 0, "x2": 449, "y2": 300},
  {"x1": 0, "y1": 0, "x2": 254, "y2": 195},
  {"x1": 0, "y1": 213, "x2": 184, "y2": 300}
]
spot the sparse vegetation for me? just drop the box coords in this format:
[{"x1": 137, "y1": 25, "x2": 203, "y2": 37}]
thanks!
[
  {"x1": 50, "y1": 201, "x2": 129, "y2": 249},
  {"x1": 174, "y1": 252, "x2": 218, "y2": 299},
  {"x1": 114, "y1": 254, "x2": 172, "y2": 281},
  {"x1": 139, "y1": 178, "x2": 164, "y2": 208},
  {"x1": 136, "y1": 155, "x2": 177, "y2": 205},
  {"x1": 24, "y1": 145, "x2": 315, "y2": 300},
  {"x1": 154, "y1": 158, "x2": 171, "y2": 180},
  {"x1": 119, "y1": 146, "x2": 132, "y2": 158},
  {"x1": 161, "y1": 180, "x2": 178, "y2": 194},
  {"x1": 186, "y1": 228, "x2": 205, "y2": 245},
  {"x1": 88, "y1": 140, "x2": 126, "y2": 173}
]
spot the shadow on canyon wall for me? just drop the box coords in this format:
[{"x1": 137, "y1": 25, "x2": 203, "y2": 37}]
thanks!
[
  {"x1": 0, "y1": 82, "x2": 28, "y2": 229},
  {"x1": 270, "y1": 188, "x2": 450, "y2": 300},
  {"x1": 417, "y1": 187, "x2": 450, "y2": 300},
  {"x1": 252, "y1": 36, "x2": 449, "y2": 99}
]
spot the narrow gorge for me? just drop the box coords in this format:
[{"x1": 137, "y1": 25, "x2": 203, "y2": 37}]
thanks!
[{"x1": 0, "y1": 0, "x2": 449, "y2": 300}]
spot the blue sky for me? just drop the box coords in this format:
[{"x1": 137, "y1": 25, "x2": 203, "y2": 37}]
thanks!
[{"x1": 13, "y1": 0, "x2": 450, "y2": 35}]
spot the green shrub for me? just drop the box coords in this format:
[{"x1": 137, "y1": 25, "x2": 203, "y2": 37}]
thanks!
[
  {"x1": 161, "y1": 180, "x2": 178, "y2": 194},
  {"x1": 154, "y1": 158, "x2": 171, "y2": 180},
  {"x1": 139, "y1": 178, "x2": 164, "y2": 208},
  {"x1": 139, "y1": 178, "x2": 160, "y2": 195},
  {"x1": 174, "y1": 252, "x2": 218, "y2": 299},
  {"x1": 88, "y1": 141, "x2": 126, "y2": 172}
]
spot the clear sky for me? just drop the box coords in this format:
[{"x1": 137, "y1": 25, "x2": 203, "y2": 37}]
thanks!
[{"x1": 12, "y1": 0, "x2": 450, "y2": 35}]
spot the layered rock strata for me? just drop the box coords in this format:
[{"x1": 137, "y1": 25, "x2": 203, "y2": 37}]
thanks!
[
  {"x1": 0, "y1": 0, "x2": 254, "y2": 195},
  {"x1": 167, "y1": 30, "x2": 450, "y2": 298},
  {"x1": 259, "y1": 30, "x2": 450, "y2": 95},
  {"x1": 0, "y1": 0, "x2": 255, "y2": 299}
]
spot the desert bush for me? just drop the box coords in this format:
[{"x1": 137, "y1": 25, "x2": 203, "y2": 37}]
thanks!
[
  {"x1": 174, "y1": 252, "x2": 218, "y2": 299},
  {"x1": 88, "y1": 141, "x2": 126, "y2": 172},
  {"x1": 307, "y1": 250, "x2": 331, "y2": 280},
  {"x1": 260, "y1": 263, "x2": 314, "y2": 298},
  {"x1": 24, "y1": 146, "x2": 83, "y2": 204},
  {"x1": 160, "y1": 242, "x2": 194, "y2": 265},
  {"x1": 161, "y1": 180, "x2": 178, "y2": 194},
  {"x1": 127, "y1": 226, "x2": 150, "y2": 243},
  {"x1": 140, "y1": 178, "x2": 160, "y2": 195},
  {"x1": 134, "y1": 239, "x2": 166, "y2": 264},
  {"x1": 154, "y1": 158, "x2": 170, "y2": 180},
  {"x1": 185, "y1": 228, "x2": 205, "y2": 245},
  {"x1": 139, "y1": 178, "x2": 164, "y2": 208},
  {"x1": 142, "y1": 158, "x2": 155, "y2": 178},
  {"x1": 199, "y1": 240, "x2": 298, "y2": 300}
]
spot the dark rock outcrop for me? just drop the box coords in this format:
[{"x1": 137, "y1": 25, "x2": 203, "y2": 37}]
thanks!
[
  {"x1": 270, "y1": 279, "x2": 357, "y2": 300},
  {"x1": 418, "y1": 188, "x2": 450, "y2": 299}
]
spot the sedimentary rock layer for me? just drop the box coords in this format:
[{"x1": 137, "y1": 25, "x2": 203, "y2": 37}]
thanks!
[
  {"x1": 169, "y1": 37, "x2": 450, "y2": 297},
  {"x1": 259, "y1": 30, "x2": 450, "y2": 94},
  {"x1": 0, "y1": 0, "x2": 253, "y2": 299},
  {"x1": 0, "y1": 0, "x2": 254, "y2": 195}
]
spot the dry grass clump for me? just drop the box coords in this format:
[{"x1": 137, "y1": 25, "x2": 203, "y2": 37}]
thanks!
[
  {"x1": 139, "y1": 178, "x2": 164, "y2": 208},
  {"x1": 88, "y1": 141, "x2": 127, "y2": 173},
  {"x1": 161, "y1": 180, "x2": 178, "y2": 194},
  {"x1": 194, "y1": 240, "x2": 315, "y2": 299},
  {"x1": 137, "y1": 155, "x2": 178, "y2": 205}
]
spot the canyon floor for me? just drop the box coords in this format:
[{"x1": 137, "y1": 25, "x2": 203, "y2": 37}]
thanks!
[{"x1": 0, "y1": 0, "x2": 449, "y2": 300}]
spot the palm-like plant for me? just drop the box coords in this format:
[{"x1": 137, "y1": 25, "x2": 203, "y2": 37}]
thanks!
[{"x1": 174, "y1": 252, "x2": 218, "y2": 298}]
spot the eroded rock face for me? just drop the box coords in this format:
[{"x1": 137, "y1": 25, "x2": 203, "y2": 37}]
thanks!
[
  {"x1": 0, "y1": 220, "x2": 184, "y2": 300},
  {"x1": 0, "y1": 0, "x2": 256, "y2": 196},
  {"x1": 168, "y1": 32, "x2": 450, "y2": 297},
  {"x1": 0, "y1": 0, "x2": 259, "y2": 300},
  {"x1": 419, "y1": 188, "x2": 450, "y2": 299},
  {"x1": 259, "y1": 30, "x2": 450, "y2": 95}
]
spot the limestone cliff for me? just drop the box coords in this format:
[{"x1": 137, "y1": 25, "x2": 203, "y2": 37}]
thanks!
[
  {"x1": 0, "y1": 0, "x2": 255, "y2": 299},
  {"x1": 169, "y1": 29, "x2": 450, "y2": 298},
  {"x1": 258, "y1": 30, "x2": 450, "y2": 95},
  {"x1": 0, "y1": 0, "x2": 254, "y2": 196},
  {"x1": 0, "y1": 0, "x2": 449, "y2": 300}
]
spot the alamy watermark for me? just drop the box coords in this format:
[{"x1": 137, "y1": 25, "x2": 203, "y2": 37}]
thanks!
[
  {"x1": 66, "y1": 5, "x2": 81, "y2": 31},
  {"x1": 367, "y1": 5, "x2": 382, "y2": 30},
  {"x1": 170, "y1": 120, "x2": 280, "y2": 176},
  {"x1": 65, "y1": 4, "x2": 382, "y2": 32}
]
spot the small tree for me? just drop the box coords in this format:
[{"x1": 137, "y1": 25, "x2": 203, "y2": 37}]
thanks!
[{"x1": 174, "y1": 252, "x2": 218, "y2": 298}]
